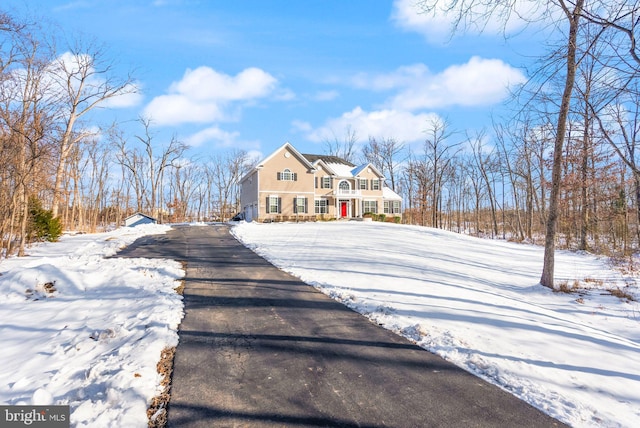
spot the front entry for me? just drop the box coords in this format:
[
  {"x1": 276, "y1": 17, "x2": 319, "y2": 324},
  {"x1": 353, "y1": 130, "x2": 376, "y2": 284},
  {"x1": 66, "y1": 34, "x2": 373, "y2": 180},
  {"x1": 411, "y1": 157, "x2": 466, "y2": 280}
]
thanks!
[{"x1": 340, "y1": 201, "x2": 348, "y2": 218}]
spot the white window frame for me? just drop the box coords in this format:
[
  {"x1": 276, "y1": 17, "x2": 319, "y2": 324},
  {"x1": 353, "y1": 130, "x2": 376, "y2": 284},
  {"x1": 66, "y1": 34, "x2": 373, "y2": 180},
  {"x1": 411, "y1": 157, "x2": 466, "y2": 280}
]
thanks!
[
  {"x1": 281, "y1": 168, "x2": 292, "y2": 181},
  {"x1": 268, "y1": 195, "x2": 280, "y2": 214},
  {"x1": 315, "y1": 198, "x2": 328, "y2": 214},
  {"x1": 295, "y1": 196, "x2": 307, "y2": 214},
  {"x1": 363, "y1": 200, "x2": 377, "y2": 214}
]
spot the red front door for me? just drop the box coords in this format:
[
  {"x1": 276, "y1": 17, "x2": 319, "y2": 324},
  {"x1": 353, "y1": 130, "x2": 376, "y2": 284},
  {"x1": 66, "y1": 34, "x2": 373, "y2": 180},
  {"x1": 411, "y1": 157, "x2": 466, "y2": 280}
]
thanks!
[{"x1": 340, "y1": 201, "x2": 348, "y2": 217}]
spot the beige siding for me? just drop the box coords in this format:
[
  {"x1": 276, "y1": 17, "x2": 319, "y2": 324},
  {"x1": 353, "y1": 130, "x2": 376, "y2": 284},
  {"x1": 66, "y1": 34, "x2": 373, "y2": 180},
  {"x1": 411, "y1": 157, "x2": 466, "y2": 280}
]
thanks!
[{"x1": 255, "y1": 146, "x2": 315, "y2": 221}]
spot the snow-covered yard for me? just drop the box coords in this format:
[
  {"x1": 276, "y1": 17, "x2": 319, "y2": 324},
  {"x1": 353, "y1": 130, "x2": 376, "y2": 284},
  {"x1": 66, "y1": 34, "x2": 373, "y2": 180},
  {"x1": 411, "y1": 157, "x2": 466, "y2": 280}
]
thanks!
[
  {"x1": 232, "y1": 221, "x2": 640, "y2": 428},
  {"x1": 1, "y1": 220, "x2": 638, "y2": 427},
  {"x1": 0, "y1": 224, "x2": 184, "y2": 427}
]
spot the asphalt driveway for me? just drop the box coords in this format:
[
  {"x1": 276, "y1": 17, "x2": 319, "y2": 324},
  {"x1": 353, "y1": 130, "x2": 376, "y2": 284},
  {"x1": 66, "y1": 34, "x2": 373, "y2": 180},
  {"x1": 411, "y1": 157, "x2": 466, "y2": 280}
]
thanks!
[{"x1": 117, "y1": 224, "x2": 564, "y2": 427}]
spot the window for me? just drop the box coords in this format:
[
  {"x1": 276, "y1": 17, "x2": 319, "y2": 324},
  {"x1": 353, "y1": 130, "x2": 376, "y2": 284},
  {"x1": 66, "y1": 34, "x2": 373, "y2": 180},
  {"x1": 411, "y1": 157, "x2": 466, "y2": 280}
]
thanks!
[
  {"x1": 363, "y1": 200, "x2": 377, "y2": 214},
  {"x1": 322, "y1": 176, "x2": 331, "y2": 188},
  {"x1": 339, "y1": 181, "x2": 350, "y2": 192},
  {"x1": 315, "y1": 199, "x2": 328, "y2": 214},
  {"x1": 277, "y1": 169, "x2": 297, "y2": 181},
  {"x1": 371, "y1": 179, "x2": 380, "y2": 190},
  {"x1": 294, "y1": 196, "x2": 307, "y2": 214},
  {"x1": 385, "y1": 200, "x2": 401, "y2": 214},
  {"x1": 267, "y1": 196, "x2": 281, "y2": 214},
  {"x1": 359, "y1": 179, "x2": 368, "y2": 190}
]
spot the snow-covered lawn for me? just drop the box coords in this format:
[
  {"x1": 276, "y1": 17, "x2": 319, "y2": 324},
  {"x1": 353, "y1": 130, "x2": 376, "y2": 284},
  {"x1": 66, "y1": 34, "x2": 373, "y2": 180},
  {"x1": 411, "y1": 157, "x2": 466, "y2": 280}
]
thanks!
[
  {"x1": 232, "y1": 221, "x2": 640, "y2": 428},
  {"x1": 0, "y1": 224, "x2": 184, "y2": 427},
  {"x1": 1, "y1": 221, "x2": 638, "y2": 427}
]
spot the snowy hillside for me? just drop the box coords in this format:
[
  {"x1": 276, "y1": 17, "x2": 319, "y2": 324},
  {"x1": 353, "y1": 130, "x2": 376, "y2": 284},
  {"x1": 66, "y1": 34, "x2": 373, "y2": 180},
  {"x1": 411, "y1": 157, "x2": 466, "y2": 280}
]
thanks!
[{"x1": 232, "y1": 221, "x2": 640, "y2": 428}]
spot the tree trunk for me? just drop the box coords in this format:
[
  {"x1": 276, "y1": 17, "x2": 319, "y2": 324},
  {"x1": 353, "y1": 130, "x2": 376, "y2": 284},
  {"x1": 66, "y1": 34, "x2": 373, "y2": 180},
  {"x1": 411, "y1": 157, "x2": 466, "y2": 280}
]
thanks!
[{"x1": 541, "y1": 0, "x2": 583, "y2": 289}]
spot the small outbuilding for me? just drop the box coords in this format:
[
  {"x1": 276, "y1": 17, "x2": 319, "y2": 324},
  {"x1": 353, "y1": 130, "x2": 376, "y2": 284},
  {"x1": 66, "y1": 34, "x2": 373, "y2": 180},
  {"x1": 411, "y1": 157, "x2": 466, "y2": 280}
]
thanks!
[{"x1": 124, "y1": 212, "x2": 157, "y2": 227}]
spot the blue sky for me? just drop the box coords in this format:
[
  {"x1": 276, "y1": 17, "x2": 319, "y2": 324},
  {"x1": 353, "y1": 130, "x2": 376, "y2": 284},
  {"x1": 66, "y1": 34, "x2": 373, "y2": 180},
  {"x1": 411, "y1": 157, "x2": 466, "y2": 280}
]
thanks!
[{"x1": 8, "y1": 0, "x2": 544, "y2": 160}]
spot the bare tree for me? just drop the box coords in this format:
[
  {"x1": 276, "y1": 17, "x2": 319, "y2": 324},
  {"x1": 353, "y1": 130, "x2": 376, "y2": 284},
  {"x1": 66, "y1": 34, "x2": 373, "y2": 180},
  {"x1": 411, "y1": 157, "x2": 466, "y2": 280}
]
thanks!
[
  {"x1": 469, "y1": 131, "x2": 500, "y2": 237},
  {"x1": 362, "y1": 136, "x2": 405, "y2": 191},
  {"x1": 416, "y1": 0, "x2": 640, "y2": 288},
  {"x1": 423, "y1": 117, "x2": 459, "y2": 228},
  {"x1": 49, "y1": 38, "x2": 136, "y2": 219},
  {"x1": 323, "y1": 125, "x2": 358, "y2": 163},
  {"x1": 134, "y1": 118, "x2": 187, "y2": 220},
  {"x1": 0, "y1": 18, "x2": 55, "y2": 256},
  {"x1": 209, "y1": 150, "x2": 249, "y2": 221}
]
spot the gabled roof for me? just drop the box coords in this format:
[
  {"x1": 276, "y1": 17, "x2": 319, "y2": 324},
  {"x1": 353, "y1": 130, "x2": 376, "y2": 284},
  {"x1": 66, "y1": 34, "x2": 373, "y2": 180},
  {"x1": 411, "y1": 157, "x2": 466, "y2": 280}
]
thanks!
[
  {"x1": 351, "y1": 163, "x2": 384, "y2": 178},
  {"x1": 240, "y1": 142, "x2": 315, "y2": 183},
  {"x1": 383, "y1": 186, "x2": 402, "y2": 201},
  {"x1": 310, "y1": 158, "x2": 338, "y2": 176},
  {"x1": 239, "y1": 143, "x2": 387, "y2": 182},
  {"x1": 302, "y1": 154, "x2": 385, "y2": 179},
  {"x1": 302, "y1": 154, "x2": 355, "y2": 167},
  {"x1": 125, "y1": 212, "x2": 156, "y2": 221}
]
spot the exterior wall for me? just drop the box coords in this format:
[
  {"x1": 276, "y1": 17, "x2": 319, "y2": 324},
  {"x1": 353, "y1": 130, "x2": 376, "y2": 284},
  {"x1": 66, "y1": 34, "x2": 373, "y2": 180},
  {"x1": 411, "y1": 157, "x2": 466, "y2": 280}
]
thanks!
[
  {"x1": 240, "y1": 170, "x2": 259, "y2": 221},
  {"x1": 355, "y1": 167, "x2": 385, "y2": 215},
  {"x1": 255, "y1": 145, "x2": 316, "y2": 221}
]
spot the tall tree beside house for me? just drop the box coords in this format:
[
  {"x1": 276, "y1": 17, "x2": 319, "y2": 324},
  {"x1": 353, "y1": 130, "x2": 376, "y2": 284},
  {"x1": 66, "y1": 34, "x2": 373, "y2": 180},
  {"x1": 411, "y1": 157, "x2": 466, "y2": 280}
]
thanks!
[
  {"x1": 323, "y1": 125, "x2": 358, "y2": 163},
  {"x1": 209, "y1": 149, "x2": 250, "y2": 221},
  {"x1": 362, "y1": 136, "x2": 405, "y2": 192}
]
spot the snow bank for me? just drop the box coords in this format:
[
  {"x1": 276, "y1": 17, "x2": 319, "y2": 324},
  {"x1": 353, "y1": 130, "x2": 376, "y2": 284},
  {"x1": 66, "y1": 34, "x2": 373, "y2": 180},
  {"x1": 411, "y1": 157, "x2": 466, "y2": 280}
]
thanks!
[{"x1": 0, "y1": 224, "x2": 184, "y2": 427}]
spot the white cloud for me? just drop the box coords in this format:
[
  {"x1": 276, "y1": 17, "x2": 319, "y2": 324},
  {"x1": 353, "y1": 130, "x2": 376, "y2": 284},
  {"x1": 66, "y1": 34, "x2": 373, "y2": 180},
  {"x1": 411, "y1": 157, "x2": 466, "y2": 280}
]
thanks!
[
  {"x1": 391, "y1": 0, "x2": 453, "y2": 43},
  {"x1": 302, "y1": 106, "x2": 441, "y2": 144},
  {"x1": 169, "y1": 67, "x2": 276, "y2": 102},
  {"x1": 102, "y1": 83, "x2": 143, "y2": 108},
  {"x1": 144, "y1": 94, "x2": 226, "y2": 126},
  {"x1": 144, "y1": 66, "x2": 279, "y2": 126},
  {"x1": 387, "y1": 56, "x2": 526, "y2": 110},
  {"x1": 391, "y1": 0, "x2": 541, "y2": 43},
  {"x1": 184, "y1": 126, "x2": 239, "y2": 147},
  {"x1": 349, "y1": 57, "x2": 525, "y2": 110},
  {"x1": 184, "y1": 125, "x2": 260, "y2": 150}
]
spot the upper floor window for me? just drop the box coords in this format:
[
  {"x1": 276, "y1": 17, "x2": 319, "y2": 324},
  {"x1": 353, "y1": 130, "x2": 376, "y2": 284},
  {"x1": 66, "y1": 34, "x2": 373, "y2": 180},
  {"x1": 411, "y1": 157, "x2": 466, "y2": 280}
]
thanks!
[
  {"x1": 359, "y1": 179, "x2": 368, "y2": 190},
  {"x1": 371, "y1": 179, "x2": 380, "y2": 190},
  {"x1": 322, "y1": 176, "x2": 331, "y2": 188},
  {"x1": 277, "y1": 168, "x2": 297, "y2": 181},
  {"x1": 339, "y1": 180, "x2": 350, "y2": 191}
]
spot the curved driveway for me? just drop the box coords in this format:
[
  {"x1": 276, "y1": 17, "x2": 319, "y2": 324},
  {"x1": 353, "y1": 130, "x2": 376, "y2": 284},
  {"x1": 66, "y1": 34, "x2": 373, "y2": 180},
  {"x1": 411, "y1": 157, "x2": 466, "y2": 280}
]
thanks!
[{"x1": 118, "y1": 224, "x2": 564, "y2": 427}]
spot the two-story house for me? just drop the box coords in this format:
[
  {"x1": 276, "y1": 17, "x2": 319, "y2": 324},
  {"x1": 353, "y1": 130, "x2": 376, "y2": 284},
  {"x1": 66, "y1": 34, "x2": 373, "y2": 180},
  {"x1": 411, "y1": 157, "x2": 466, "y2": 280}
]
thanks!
[{"x1": 239, "y1": 142, "x2": 402, "y2": 222}]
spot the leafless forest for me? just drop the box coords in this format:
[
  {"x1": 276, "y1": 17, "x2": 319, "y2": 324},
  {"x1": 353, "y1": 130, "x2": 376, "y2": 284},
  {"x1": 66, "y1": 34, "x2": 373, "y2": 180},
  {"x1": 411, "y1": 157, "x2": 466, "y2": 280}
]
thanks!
[{"x1": 3, "y1": 3, "x2": 640, "y2": 287}]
